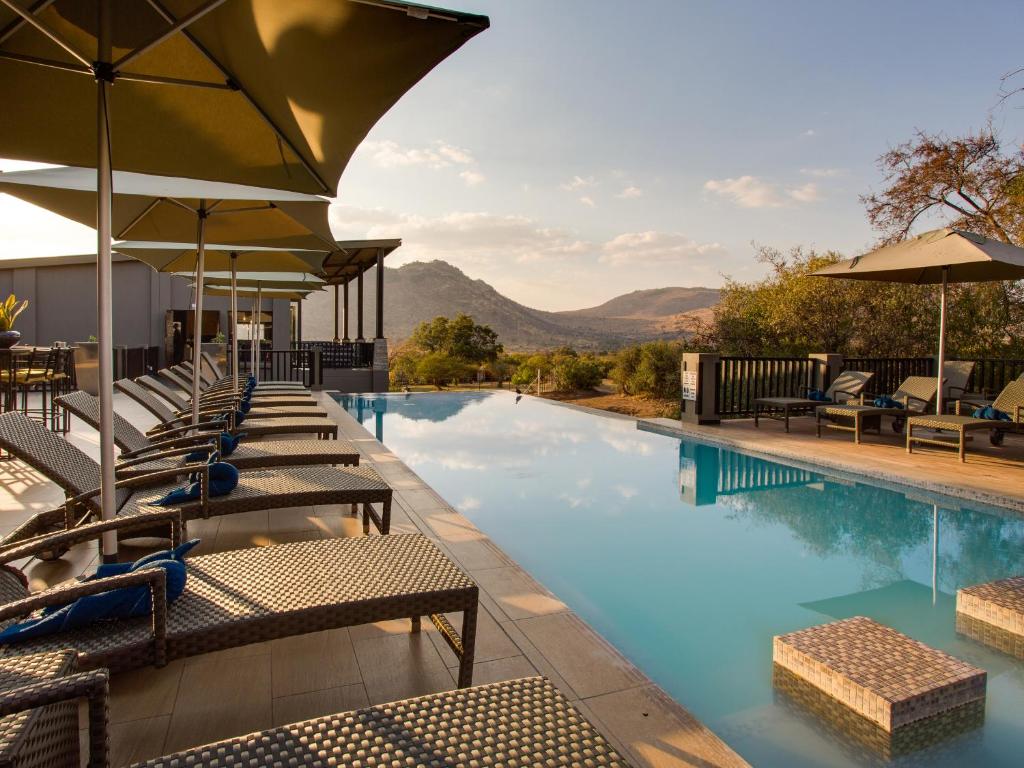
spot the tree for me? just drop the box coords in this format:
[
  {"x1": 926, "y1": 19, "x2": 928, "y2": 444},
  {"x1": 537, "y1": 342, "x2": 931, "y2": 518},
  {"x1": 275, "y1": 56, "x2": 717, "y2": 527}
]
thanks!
[
  {"x1": 415, "y1": 352, "x2": 470, "y2": 389},
  {"x1": 552, "y1": 355, "x2": 604, "y2": 392},
  {"x1": 408, "y1": 313, "x2": 503, "y2": 363},
  {"x1": 610, "y1": 341, "x2": 685, "y2": 399}
]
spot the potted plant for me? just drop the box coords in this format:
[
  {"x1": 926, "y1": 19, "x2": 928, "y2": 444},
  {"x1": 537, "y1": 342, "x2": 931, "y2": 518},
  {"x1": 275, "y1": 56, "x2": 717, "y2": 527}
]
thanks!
[{"x1": 0, "y1": 294, "x2": 28, "y2": 348}]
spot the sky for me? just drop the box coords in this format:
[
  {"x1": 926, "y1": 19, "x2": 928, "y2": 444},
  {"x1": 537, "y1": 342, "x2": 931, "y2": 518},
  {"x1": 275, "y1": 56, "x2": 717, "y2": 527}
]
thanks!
[{"x1": 2, "y1": 0, "x2": 1024, "y2": 310}]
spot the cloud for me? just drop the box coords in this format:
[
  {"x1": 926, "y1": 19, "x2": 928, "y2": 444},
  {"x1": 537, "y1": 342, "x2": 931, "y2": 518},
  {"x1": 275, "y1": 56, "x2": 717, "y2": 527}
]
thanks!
[
  {"x1": 704, "y1": 175, "x2": 821, "y2": 208},
  {"x1": 459, "y1": 169, "x2": 485, "y2": 187},
  {"x1": 579, "y1": 196, "x2": 596, "y2": 208},
  {"x1": 801, "y1": 129, "x2": 816, "y2": 137},
  {"x1": 800, "y1": 167, "x2": 844, "y2": 178},
  {"x1": 617, "y1": 186, "x2": 642, "y2": 199},
  {"x1": 560, "y1": 175, "x2": 595, "y2": 191},
  {"x1": 599, "y1": 231, "x2": 726, "y2": 266},
  {"x1": 787, "y1": 182, "x2": 820, "y2": 203},
  {"x1": 704, "y1": 175, "x2": 784, "y2": 208}
]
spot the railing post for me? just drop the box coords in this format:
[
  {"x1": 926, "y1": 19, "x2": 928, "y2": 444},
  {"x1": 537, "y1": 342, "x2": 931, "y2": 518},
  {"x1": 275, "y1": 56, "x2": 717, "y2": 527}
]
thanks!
[
  {"x1": 312, "y1": 349, "x2": 322, "y2": 390},
  {"x1": 807, "y1": 353, "x2": 842, "y2": 392},
  {"x1": 681, "y1": 352, "x2": 720, "y2": 425}
]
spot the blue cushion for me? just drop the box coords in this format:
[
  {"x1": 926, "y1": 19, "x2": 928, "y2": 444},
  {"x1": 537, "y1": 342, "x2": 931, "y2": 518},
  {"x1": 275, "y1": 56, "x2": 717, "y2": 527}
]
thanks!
[
  {"x1": 219, "y1": 431, "x2": 245, "y2": 457},
  {"x1": 973, "y1": 405, "x2": 1012, "y2": 421},
  {"x1": 132, "y1": 539, "x2": 201, "y2": 569},
  {"x1": 221, "y1": 410, "x2": 246, "y2": 427},
  {"x1": 209, "y1": 462, "x2": 239, "y2": 497},
  {"x1": 184, "y1": 445, "x2": 218, "y2": 463},
  {"x1": 151, "y1": 485, "x2": 199, "y2": 506},
  {"x1": 238, "y1": 400, "x2": 252, "y2": 414},
  {"x1": 873, "y1": 396, "x2": 903, "y2": 409},
  {"x1": 807, "y1": 389, "x2": 831, "y2": 402},
  {"x1": 0, "y1": 559, "x2": 187, "y2": 644}
]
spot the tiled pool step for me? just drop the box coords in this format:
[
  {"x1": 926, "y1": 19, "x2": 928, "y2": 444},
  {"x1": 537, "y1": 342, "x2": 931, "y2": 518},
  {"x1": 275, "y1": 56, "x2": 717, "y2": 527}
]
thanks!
[
  {"x1": 772, "y1": 617, "x2": 986, "y2": 733},
  {"x1": 957, "y1": 576, "x2": 1024, "y2": 636}
]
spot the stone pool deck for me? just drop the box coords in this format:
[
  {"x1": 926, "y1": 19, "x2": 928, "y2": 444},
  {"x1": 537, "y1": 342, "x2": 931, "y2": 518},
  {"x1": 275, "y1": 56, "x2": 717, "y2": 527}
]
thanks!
[
  {"x1": 0, "y1": 391, "x2": 748, "y2": 768},
  {"x1": 641, "y1": 414, "x2": 1024, "y2": 513}
]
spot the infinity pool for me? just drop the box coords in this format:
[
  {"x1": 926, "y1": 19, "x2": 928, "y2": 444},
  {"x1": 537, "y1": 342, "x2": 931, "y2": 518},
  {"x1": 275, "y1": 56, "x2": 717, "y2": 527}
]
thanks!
[{"x1": 336, "y1": 390, "x2": 1024, "y2": 767}]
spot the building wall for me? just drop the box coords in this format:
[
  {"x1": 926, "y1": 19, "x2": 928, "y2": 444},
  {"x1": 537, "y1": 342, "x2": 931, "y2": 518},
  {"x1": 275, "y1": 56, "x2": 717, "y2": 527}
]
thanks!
[{"x1": 0, "y1": 258, "x2": 292, "y2": 367}]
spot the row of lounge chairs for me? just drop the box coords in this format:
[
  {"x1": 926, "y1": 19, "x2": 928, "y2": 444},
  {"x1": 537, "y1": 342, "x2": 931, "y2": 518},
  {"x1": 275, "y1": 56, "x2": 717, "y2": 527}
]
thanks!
[
  {"x1": 0, "y1": 356, "x2": 631, "y2": 766},
  {"x1": 755, "y1": 362, "x2": 1024, "y2": 461}
]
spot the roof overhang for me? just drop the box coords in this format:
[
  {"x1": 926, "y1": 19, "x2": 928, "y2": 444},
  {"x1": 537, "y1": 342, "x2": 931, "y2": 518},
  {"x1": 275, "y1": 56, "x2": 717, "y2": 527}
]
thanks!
[{"x1": 320, "y1": 239, "x2": 402, "y2": 285}]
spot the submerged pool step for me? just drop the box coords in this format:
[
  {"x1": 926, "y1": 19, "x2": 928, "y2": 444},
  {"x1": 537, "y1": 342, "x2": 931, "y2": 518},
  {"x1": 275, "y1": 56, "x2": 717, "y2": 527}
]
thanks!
[
  {"x1": 772, "y1": 617, "x2": 986, "y2": 734},
  {"x1": 957, "y1": 575, "x2": 1024, "y2": 637}
]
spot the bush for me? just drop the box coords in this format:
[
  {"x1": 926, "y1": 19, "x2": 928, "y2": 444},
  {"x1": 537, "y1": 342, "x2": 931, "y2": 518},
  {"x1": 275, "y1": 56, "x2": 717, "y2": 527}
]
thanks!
[
  {"x1": 415, "y1": 352, "x2": 472, "y2": 388},
  {"x1": 610, "y1": 341, "x2": 683, "y2": 399},
  {"x1": 510, "y1": 354, "x2": 552, "y2": 387},
  {"x1": 552, "y1": 355, "x2": 604, "y2": 391}
]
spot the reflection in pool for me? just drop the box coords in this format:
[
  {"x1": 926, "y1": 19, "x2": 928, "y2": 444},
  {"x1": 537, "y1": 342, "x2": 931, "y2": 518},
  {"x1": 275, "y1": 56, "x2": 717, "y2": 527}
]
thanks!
[{"x1": 336, "y1": 391, "x2": 1024, "y2": 768}]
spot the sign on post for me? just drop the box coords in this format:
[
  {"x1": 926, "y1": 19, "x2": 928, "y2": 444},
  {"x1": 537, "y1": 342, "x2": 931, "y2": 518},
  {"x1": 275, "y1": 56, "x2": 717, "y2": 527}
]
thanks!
[{"x1": 681, "y1": 370, "x2": 698, "y2": 401}]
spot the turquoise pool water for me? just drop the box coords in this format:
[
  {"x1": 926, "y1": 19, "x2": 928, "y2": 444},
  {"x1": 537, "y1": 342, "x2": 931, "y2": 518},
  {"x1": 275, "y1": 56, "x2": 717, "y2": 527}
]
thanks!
[{"x1": 336, "y1": 391, "x2": 1024, "y2": 767}]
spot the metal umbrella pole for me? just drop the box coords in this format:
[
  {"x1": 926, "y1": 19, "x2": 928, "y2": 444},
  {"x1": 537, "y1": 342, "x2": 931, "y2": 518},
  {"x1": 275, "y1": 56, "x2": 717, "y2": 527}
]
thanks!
[
  {"x1": 230, "y1": 252, "x2": 238, "y2": 394},
  {"x1": 255, "y1": 281, "x2": 263, "y2": 382},
  {"x1": 935, "y1": 266, "x2": 949, "y2": 415},
  {"x1": 189, "y1": 205, "x2": 208, "y2": 425},
  {"x1": 96, "y1": 3, "x2": 117, "y2": 562}
]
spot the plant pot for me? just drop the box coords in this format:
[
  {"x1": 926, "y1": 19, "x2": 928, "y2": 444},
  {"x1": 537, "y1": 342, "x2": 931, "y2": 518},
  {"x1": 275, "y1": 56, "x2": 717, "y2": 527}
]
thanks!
[{"x1": 0, "y1": 330, "x2": 20, "y2": 349}]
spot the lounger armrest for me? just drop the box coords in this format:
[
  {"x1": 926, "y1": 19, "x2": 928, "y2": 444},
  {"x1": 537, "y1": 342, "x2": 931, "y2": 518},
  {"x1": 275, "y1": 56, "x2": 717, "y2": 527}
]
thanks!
[
  {"x1": 147, "y1": 417, "x2": 227, "y2": 437},
  {"x1": 831, "y1": 387, "x2": 859, "y2": 401},
  {"x1": 901, "y1": 394, "x2": 930, "y2": 407},
  {"x1": 0, "y1": 510, "x2": 183, "y2": 564},
  {"x1": 0, "y1": 568, "x2": 167, "y2": 624},
  {"x1": 119, "y1": 433, "x2": 217, "y2": 460},
  {"x1": 1017, "y1": 405, "x2": 1024, "y2": 424},
  {"x1": 116, "y1": 445, "x2": 216, "y2": 472},
  {"x1": 0, "y1": 669, "x2": 109, "y2": 768},
  {"x1": 66, "y1": 463, "x2": 210, "y2": 509},
  {"x1": 172, "y1": 405, "x2": 227, "y2": 420}
]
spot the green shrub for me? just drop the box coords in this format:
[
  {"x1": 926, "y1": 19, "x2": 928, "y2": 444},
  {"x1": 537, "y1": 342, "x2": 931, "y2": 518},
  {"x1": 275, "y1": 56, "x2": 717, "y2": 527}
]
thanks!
[
  {"x1": 610, "y1": 341, "x2": 683, "y2": 399},
  {"x1": 552, "y1": 355, "x2": 604, "y2": 391}
]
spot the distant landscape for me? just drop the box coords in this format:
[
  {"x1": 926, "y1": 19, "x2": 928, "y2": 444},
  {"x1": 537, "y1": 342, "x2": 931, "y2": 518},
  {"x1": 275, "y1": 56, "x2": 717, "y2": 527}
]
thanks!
[{"x1": 300, "y1": 259, "x2": 719, "y2": 350}]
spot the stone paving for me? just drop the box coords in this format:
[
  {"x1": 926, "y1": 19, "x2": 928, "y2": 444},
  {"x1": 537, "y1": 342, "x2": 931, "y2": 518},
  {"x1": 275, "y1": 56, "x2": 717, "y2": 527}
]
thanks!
[{"x1": 0, "y1": 391, "x2": 749, "y2": 768}]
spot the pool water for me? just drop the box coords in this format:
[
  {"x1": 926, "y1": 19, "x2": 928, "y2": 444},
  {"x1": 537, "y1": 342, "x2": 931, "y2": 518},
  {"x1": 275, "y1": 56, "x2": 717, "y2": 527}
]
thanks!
[{"x1": 336, "y1": 391, "x2": 1024, "y2": 767}]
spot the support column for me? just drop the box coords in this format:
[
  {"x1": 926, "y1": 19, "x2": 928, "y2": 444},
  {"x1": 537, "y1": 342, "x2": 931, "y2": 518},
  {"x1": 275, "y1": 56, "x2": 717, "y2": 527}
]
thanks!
[
  {"x1": 808, "y1": 353, "x2": 843, "y2": 394},
  {"x1": 356, "y1": 270, "x2": 364, "y2": 341},
  {"x1": 296, "y1": 299, "x2": 303, "y2": 346},
  {"x1": 375, "y1": 250, "x2": 384, "y2": 339},
  {"x1": 333, "y1": 284, "x2": 340, "y2": 343},
  {"x1": 342, "y1": 280, "x2": 350, "y2": 341},
  {"x1": 681, "y1": 352, "x2": 720, "y2": 425}
]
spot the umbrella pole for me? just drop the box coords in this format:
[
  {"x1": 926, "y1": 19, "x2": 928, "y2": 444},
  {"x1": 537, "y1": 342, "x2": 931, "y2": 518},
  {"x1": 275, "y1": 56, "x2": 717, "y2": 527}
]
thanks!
[
  {"x1": 190, "y1": 207, "x2": 207, "y2": 425},
  {"x1": 96, "y1": 3, "x2": 117, "y2": 562},
  {"x1": 255, "y1": 282, "x2": 262, "y2": 383},
  {"x1": 936, "y1": 266, "x2": 948, "y2": 415},
  {"x1": 230, "y1": 253, "x2": 238, "y2": 395}
]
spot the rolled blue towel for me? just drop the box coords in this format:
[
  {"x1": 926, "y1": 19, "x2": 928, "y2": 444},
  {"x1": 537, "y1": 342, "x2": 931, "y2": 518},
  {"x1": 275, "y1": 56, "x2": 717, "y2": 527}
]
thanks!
[
  {"x1": 220, "y1": 431, "x2": 245, "y2": 456},
  {"x1": 807, "y1": 389, "x2": 832, "y2": 402},
  {"x1": 153, "y1": 461, "x2": 239, "y2": 506},
  {"x1": 873, "y1": 396, "x2": 903, "y2": 409},
  {"x1": 973, "y1": 405, "x2": 1012, "y2": 421}
]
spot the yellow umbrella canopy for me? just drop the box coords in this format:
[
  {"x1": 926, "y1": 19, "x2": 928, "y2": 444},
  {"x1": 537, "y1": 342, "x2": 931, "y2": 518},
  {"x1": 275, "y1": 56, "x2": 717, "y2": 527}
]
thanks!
[
  {"x1": 0, "y1": 0, "x2": 490, "y2": 195},
  {"x1": 195, "y1": 271, "x2": 325, "y2": 290},
  {"x1": 114, "y1": 242, "x2": 327, "y2": 273},
  {"x1": 0, "y1": 167, "x2": 335, "y2": 251},
  {"x1": 200, "y1": 286, "x2": 318, "y2": 301}
]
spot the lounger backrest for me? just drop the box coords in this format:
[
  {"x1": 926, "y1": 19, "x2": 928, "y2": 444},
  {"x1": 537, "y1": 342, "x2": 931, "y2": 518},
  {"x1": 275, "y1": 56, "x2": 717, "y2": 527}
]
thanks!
[
  {"x1": 893, "y1": 376, "x2": 938, "y2": 412},
  {"x1": 825, "y1": 371, "x2": 873, "y2": 402},
  {"x1": 0, "y1": 412, "x2": 128, "y2": 512},
  {"x1": 161, "y1": 367, "x2": 193, "y2": 392},
  {"x1": 115, "y1": 378, "x2": 177, "y2": 424},
  {"x1": 56, "y1": 391, "x2": 151, "y2": 453},
  {"x1": 942, "y1": 361, "x2": 975, "y2": 401},
  {"x1": 138, "y1": 375, "x2": 189, "y2": 411},
  {"x1": 201, "y1": 351, "x2": 224, "y2": 380},
  {"x1": 992, "y1": 378, "x2": 1024, "y2": 416}
]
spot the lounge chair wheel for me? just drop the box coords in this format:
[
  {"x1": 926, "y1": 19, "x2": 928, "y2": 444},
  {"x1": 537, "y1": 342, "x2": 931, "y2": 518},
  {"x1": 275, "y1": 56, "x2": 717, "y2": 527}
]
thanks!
[
  {"x1": 990, "y1": 430, "x2": 1005, "y2": 446},
  {"x1": 892, "y1": 418, "x2": 905, "y2": 434}
]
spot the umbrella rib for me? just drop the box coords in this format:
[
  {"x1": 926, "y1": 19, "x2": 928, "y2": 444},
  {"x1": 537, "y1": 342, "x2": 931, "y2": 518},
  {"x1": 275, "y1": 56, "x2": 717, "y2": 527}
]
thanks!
[
  {"x1": 143, "y1": 0, "x2": 331, "y2": 195},
  {"x1": 115, "y1": 71, "x2": 237, "y2": 90},
  {"x1": 207, "y1": 204, "x2": 276, "y2": 216},
  {"x1": 0, "y1": 0, "x2": 55, "y2": 45},
  {"x1": 0, "y1": 49, "x2": 90, "y2": 74},
  {"x1": 114, "y1": 198, "x2": 163, "y2": 241},
  {"x1": 111, "y1": 0, "x2": 228, "y2": 71},
  {"x1": 0, "y1": 0, "x2": 90, "y2": 67}
]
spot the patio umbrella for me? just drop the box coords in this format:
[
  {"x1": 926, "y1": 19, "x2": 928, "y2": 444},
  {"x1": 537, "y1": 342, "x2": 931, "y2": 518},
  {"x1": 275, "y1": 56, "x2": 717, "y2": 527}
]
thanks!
[
  {"x1": 0, "y1": 166, "x2": 334, "y2": 424},
  {"x1": 192, "y1": 271, "x2": 325, "y2": 291},
  {"x1": 813, "y1": 228, "x2": 1024, "y2": 414},
  {"x1": 0, "y1": 0, "x2": 488, "y2": 561}
]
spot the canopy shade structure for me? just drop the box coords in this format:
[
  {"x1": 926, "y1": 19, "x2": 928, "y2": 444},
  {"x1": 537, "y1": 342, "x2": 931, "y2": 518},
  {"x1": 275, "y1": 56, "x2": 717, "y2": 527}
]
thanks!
[
  {"x1": 0, "y1": 167, "x2": 335, "y2": 251},
  {"x1": 0, "y1": 0, "x2": 489, "y2": 196},
  {"x1": 200, "y1": 286, "x2": 317, "y2": 301},
  {"x1": 190, "y1": 271, "x2": 326, "y2": 290},
  {"x1": 320, "y1": 239, "x2": 402, "y2": 284},
  {"x1": 813, "y1": 228, "x2": 1024, "y2": 414},
  {"x1": 115, "y1": 242, "x2": 326, "y2": 273}
]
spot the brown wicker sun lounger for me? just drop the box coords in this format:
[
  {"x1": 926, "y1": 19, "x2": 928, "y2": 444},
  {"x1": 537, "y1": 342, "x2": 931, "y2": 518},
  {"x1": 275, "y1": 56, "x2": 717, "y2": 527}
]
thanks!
[
  {"x1": 183, "y1": 360, "x2": 307, "y2": 392},
  {"x1": 0, "y1": 412, "x2": 392, "y2": 540},
  {"x1": 115, "y1": 379, "x2": 338, "y2": 440},
  {"x1": 754, "y1": 371, "x2": 874, "y2": 432},
  {"x1": 0, "y1": 520, "x2": 478, "y2": 686},
  {"x1": 56, "y1": 391, "x2": 359, "y2": 478},
  {"x1": 153, "y1": 371, "x2": 324, "y2": 418},
  {"x1": 907, "y1": 378, "x2": 1024, "y2": 461},
  {"x1": 815, "y1": 375, "x2": 938, "y2": 444}
]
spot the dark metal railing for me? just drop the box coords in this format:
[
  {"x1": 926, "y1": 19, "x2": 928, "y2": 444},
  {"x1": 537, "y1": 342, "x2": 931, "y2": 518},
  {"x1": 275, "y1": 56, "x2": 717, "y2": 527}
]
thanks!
[
  {"x1": 230, "y1": 347, "x2": 315, "y2": 387},
  {"x1": 962, "y1": 359, "x2": 1024, "y2": 396},
  {"x1": 841, "y1": 357, "x2": 933, "y2": 397},
  {"x1": 715, "y1": 356, "x2": 822, "y2": 418},
  {"x1": 294, "y1": 340, "x2": 376, "y2": 369}
]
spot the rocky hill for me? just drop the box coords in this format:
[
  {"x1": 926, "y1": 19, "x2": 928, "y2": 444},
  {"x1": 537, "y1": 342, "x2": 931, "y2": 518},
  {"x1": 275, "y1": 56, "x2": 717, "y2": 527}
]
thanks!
[{"x1": 300, "y1": 260, "x2": 718, "y2": 351}]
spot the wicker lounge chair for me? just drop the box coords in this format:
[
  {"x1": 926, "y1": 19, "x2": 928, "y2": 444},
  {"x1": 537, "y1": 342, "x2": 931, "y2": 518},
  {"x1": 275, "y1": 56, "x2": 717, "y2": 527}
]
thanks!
[
  {"x1": 182, "y1": 359, "x2": 306, "y2": 393},
  {"x1": 941, "y1": 360, "x2": 976, "y2": 405},
  {"x1": 815, "y1": 375, "x2": 938, "y2": 444},
  {"x1": 0, "y1": 412, "x2": 392, "y2": 540},
  {"x1": 0, "y1": 518, "x2": 478, "y2": 687},
  {"x1": 200, "y1": 351, "x2": 307, "y2": 391},
  {"x1": 115, "y1": 379, "x2": 339, "y2": 440},
  {"x1": 56, "y1": 391, "x2": 360, "y2": 478},
  {"x1": 907, "y1": 378, "x2": 1024, "y2": 461},
  {"x1": 3, "y1": 674, "x2": 626, "y2": 768},
  {"x1": 754, "y1": 371, "x2": 874, "y2": 432},
  {"x1": 143, "y1": 373, "x2": 325, "y2": 418}
]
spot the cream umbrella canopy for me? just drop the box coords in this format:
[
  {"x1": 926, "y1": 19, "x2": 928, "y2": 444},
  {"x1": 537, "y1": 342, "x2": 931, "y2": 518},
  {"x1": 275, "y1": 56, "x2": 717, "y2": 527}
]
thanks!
[
  {"x1": 0, "y1": 0, "x2": 487, "y2": 562},
  {"x1": 813, "y1": 228, "x2": 1024, "y2": 414}
]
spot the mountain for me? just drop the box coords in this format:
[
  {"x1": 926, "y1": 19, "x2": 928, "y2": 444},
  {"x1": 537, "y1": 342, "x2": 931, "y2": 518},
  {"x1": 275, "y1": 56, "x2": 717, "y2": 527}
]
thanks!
[{"x1": 300, "y1": 260, "x2": 719, "y2": 351}]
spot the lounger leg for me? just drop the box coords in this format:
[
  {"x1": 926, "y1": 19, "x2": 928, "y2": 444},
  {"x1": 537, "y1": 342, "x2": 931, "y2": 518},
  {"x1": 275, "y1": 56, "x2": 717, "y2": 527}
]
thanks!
[
  {"x1": 362, "y1": 503, "x2": 370, "y2": 535},
  {"x1": 959, "y1": 428, "x2": 966, "y2": 463},
  {"x1": 754, "y1": 404, "x2": 759, "y2": 428},
  {"x1": 816, "y1": 412, "x2": 822, "y2": 438},
  {"x1": 906, "y1": 422, "x2": 913, "y2": 454},
  {"x1": 854, "y1": 414, "x2": 861, "y2": 444},
  {"x1": 349, "y1": 503, "x2": 358, "y2": 516},
  {"x1": 410, "y1": 615, "x2": 421, "y2": 633},
  {"x1": 784, "y1": 407, "x2": 790, "y2": 433},
  {"x1": 457, "y1": 601, "x2": 478, "y2": 688}
]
